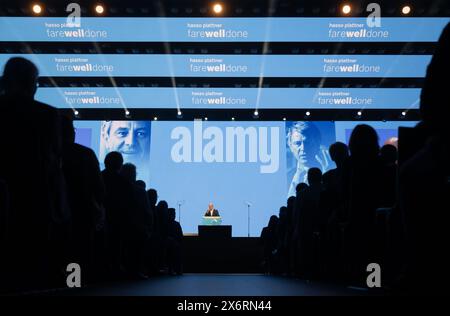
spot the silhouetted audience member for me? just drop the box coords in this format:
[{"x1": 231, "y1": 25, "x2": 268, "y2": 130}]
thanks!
[
  {"x1": 398, "y1": 22, "x2": 450, "y2": 294},
  {"x1": 146, "y1": 189, "x2": 158, "y2": 234},
  {"x1": 147, "y1": 189, "x2": 158, "y2": 209},
  {"x1": 292, "y1": 182, "x2": 309, "y2": 276},
  {"x1": 61, "y1": 116, "x2": 106, "y2": 282},
  {"x1": 274, "y1": 206, "x2": 290, "y2": 274},
  {"x1": 320, "y1": 142, "x2": 349, "y2": 279},
  {"x1": 0, "y1": 57, "x2": 70, "y2": 291},
  {"x1": 260, "y1": 215, "x2": 279, "y2": 274},
  {"x1": 120, "y1": 163, "x2": 152, "y2": 278},
  {"x1": 145, "y1": 188, "x2": 158, "y2": 274},
  {"x1": 293, "y1": 183, "x2": 309, "y2": 236},
  {"x1": 296, "y1": 168, "x2": 323, "y2": 279},
  {"x1": 101, "y1": 151, "x2": 132, "y2": 276},
  {"x1": 322, "y1": 142, "x2": 349, "y2": 200},
  {"x1": 284, "y1": 196, "x2": 296, "y2": 274},
  {"x1": 342, "y1": 124, "x2": 384, "y2": 285},
  {"x1": 156, "y1": 200, "x2": 169, "y2": 271},
  {"x1": 379, "y1": 144, "x2": 398, "y2": 207},
  {"x1": 136, "y1": 180, "x2": 146, "y2": 190},
  {"x1": 167, "y1": 208, "x2": 183, "y2": 275},
  {"x1": 380, "y1": 144, "x2": 398, "y2": 166},
  {"x1": 293, "y1": 183, "x2": 309, "y2": 230}
]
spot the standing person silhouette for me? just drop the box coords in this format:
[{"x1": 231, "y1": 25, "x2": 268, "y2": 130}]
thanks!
[{"x1": 0, "y1": 57, "x2": 70, "y2": 291}]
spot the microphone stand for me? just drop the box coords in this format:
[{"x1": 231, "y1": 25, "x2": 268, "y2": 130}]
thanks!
[
  {"x1": 247, "y1": 203, "x2": 251, "y2": 237},
  {"x1": 177, "y1": 200, "x2": 185, "y2": 224}
]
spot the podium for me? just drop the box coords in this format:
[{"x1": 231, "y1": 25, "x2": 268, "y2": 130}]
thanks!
[
  {"x1": 199, "y1": 216, "x2": 231, "y2": 238},
  {"x1": 198, "y1": 225, "x2": 232, "y2": 239},
  {"x1": 202, "y1": 216, "x2": 222, "y2": 226}
]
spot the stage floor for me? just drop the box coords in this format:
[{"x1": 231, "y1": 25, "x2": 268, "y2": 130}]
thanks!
[{"x1": 44, "y1": 274, "x2": 373, "y2": 296}]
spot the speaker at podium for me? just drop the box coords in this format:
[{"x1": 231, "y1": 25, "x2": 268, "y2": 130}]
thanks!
[{"x1": 200, "y1": 203, "x2": 231, "y2": 238}]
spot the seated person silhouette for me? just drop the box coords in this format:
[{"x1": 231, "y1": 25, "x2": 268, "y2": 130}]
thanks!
[{"x1": 204, "y1": 202, "x2": 220, "y2": 217}]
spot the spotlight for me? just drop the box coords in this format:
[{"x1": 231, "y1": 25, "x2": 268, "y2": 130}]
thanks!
[
  {"x1": 204, "y1": 117, "x2": 208, "y2": 121},
  {"x1": 95, "y1": 4, "x2": 105, "y2": 14},
  {"x1": 153, "y1": 116, "x2": 158, "y2": 121},
  {"x1": 402, "y1": 5, "x2": 411, "y2": 15},
  {"x1": 357, "y1": 111, "x2": 362, "y2": 116},
  {"x1": 177, "y1": 110, "x2": 182, "y2": 116},
  {"x1": 342, "y1": 4, "x2": 351, "y2": 15},
  {"x1": 282, "y1": 117, "x2": 286, "y2": 121},
  {"x1": 231, "y1": 117, "x2": 235, "y2": 121},
  {"x1": 73, "y1": 110, "x2": 79, "y2": 117},
  {"x1": 213, "y1": 3, "x2": 223, "y2": 14},
  {"x1": 305, "y1": 111, "x2": 311, "y2": 116},
  {"x1": 32, "y1": 4, "x2": 43, "y2": 14},
  {"x1": 401, "y1": 111, "x2": 407, "y2": 116},
  {"x1": 125, "y1": 110, "x2": 130, "y2": 117},
  {"x1": 254, "y1": 110, "x2": 259, "y2": 116}
]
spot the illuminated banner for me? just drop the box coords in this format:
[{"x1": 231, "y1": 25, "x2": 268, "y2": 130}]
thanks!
[
  {"x1": 35, "y1": 87, "x2": 420, "y2": 109},
  {"x1": 0, "y1": 54, "x2": 431, "y2": 77},
  {"x1": 0, "y1": 17, "x2": 448, "y2": 42}
]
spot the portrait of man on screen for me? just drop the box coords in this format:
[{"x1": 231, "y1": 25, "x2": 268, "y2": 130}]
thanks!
[
  {"x1": 286, "y1": 121, "x2": 335, "y2": 197},
  {"x1": 100, "y1": 120, "x2": 151, "y2": 182}
]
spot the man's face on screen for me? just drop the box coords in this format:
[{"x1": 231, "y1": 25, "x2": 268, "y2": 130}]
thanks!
[
  {"x1": 288, "y1": 125, "x2": 318, "y2": 166},
  {"x1": 289, "y1": 128, "x2": 309, "y2": 164},
  {"x1": 105, "y1": 121, "x2": 150, "y2": 163}
]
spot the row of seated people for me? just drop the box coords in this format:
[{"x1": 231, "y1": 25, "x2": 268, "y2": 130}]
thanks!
[
  {"x1": 261, "y1": 133, "x2": 398, "y2": 287},
  {"x1": 0, "y1": 57, "x2": 183, "y2": 293},
  {"x1": 261, "y1": 22, "x2": 450, "y2": 294}
]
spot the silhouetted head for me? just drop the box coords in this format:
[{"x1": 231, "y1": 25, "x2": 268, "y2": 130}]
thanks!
[
  {"x1": 307, "y1": 167, "x2": 322, "y2": 186},
  {"x1": 380, "y1": 144, "x2": 398, "y2": 165},
  {"x1": 420, "y1": 23, "x2": 450, "y2": 137},
  {"x1": 329, "y1": 142, "x2": 349, "y2": 167},
  {"x1": 157, "y1": 200, "x2": 169, "y2": 215},
  {"x1": 136, "y1": 180, "x2": 146, "y2": 190},
  {"x1": 104, "y1": 151, "x2": 123, "y2": 172},
  {"x1": 61, "y1": 115, "x2": 75, "y2": 144},
  {"x1": 268, "y1": 215, "x2": 279, "y2": 230},
  {"x1": 296, "y1": 182, "x2": 309, "y2": 194},
  {"x1": 120, "y1": 163, "x2": 137, "y2": 183},
  {"x1": 168, "y1": 208, "x2": 176, "y2": 222},
  {"x1": 384, "y1": 137, "x2": 398, "y2": 148},
  {"x1": 286, "y1": 195, "x2": 295, "y2": 210},
  {"x1": 1, "y1": 57, "x2": 39, "y2": 99},
  {"x1": 349, "y1": 124, "x2": 380, "y2": 161},
  {"x1": 147, "y1": 188, "x2": 158, "y2": 206},
  {"x1": 279, "y1": 206, "x2": 287, "y2": 220}
]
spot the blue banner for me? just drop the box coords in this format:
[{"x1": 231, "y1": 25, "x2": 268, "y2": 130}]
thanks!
[
  {"x1": 0, "y1": 54, "x2": 432, "y2": 77},
  {"x1": 0, "y1": 17, "x2": 448, "y2": 42},
  {"x1": 35, "y1": 87, "x2": 420, "y2": 109}
]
